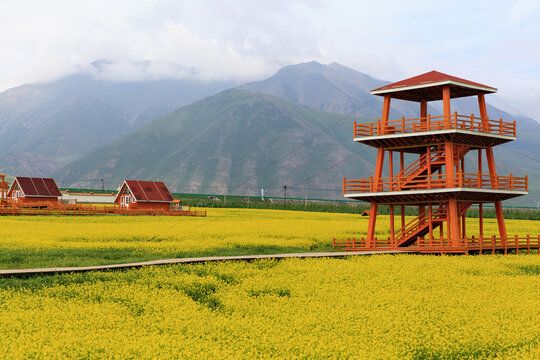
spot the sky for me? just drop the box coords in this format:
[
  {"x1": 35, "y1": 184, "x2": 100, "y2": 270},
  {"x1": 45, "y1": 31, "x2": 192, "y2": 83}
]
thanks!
[{"x1": 1, "y1": 0, "x2": 539, "y2": 119}]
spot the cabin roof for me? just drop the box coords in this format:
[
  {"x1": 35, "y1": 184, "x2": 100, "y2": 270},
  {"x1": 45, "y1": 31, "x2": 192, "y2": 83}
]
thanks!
[
  {"x1": 370, "y1": 70, "x2": 497, "y2": 102},
  {"x1": 114, "y1": 180, "x2": 174, "y2": 203},
  {"x1": 7, "y1": 177, "x2": 62, "y2": 198}
]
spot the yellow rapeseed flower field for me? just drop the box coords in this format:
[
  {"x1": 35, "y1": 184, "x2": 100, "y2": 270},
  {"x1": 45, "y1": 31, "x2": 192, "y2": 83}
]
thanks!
[
  {"x1": 2, "y1": 208, "x2": 540, "y2": 268},
  {"x1": 0, "y1": 209, "x2": 539, "y2": 358},
  {"x1": 0, "y1": 255, "x2": 538, "y2": 359}
]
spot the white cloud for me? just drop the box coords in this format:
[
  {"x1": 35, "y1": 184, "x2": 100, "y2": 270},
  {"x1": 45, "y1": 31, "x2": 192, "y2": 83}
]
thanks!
[{"x1": 0, "y1": 0, "x2": 538, "y2": 118}]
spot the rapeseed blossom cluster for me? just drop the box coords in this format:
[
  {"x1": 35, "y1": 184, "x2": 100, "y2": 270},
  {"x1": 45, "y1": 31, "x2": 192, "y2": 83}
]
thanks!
[
  {"x1": 1, "y1": 208, "x2": 539, "y2": 268},
  {"x1": 0, "y1": 255, "x2": 538, "y2": 358},
  {"x1": 0, "y1": 208, "x2": 367, "y2": 268}
]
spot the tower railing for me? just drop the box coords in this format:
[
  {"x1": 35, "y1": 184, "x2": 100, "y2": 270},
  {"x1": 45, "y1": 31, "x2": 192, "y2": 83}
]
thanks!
[
  {"x1": 354, "y1": 112, "x2": 516, "y2": 137},
  {"x1": 343, "y1": 172, "x2": 527, "y2": 194},
  {"x1": 333, "y1": 234, "x2": 540, "y2": 254}
]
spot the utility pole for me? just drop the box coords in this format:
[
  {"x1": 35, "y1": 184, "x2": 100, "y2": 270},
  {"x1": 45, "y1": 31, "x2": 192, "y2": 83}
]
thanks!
[
  {"x1": 304, "y1": 184, "x2": 308, "y2": 205},
  {"x1": 100, "y1": 179, "x2": 105, "y2": 191},
  {"x1": 284, "y1": 185, "x2": 287, "y2": 210}
]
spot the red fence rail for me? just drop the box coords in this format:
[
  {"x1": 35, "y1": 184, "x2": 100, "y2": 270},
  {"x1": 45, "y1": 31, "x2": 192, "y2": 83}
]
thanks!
[
  {"x1": 332, "y1": 235, "x2": 540, "y2": 254},
  {"x1": 354, "y1": 112, "x2": 516, "y2": 137},
  {"x1": 343, "y1": 172, "x2": 528, "y2": 194},
  {"x1": 0, "y1": 201, "x2": 207, "y2": 217}
]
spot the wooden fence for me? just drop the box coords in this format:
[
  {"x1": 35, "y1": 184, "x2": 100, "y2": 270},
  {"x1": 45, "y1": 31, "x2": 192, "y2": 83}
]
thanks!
[{"x1": 332, "y1": 235, "x2": 540, "y2": 255}]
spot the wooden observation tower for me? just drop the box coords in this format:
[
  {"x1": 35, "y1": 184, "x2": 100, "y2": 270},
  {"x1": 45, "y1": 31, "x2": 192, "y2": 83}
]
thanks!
[{"x1": 335, "y1": 71, "x2": 539, "y2": 254}]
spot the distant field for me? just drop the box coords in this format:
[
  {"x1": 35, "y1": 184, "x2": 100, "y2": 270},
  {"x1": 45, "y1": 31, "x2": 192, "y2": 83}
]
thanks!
[
  {"x1": 1, "y1": 208, "x2": 540, "y2": 269},
  {"x1": 0, "y1": 255, "x2": 538, "y2": 359}
]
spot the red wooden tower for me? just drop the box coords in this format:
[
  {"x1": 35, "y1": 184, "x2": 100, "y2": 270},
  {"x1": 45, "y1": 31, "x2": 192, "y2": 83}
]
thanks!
[{"x1": 335, "y1": 71, "x2": 539, "y2": 254}]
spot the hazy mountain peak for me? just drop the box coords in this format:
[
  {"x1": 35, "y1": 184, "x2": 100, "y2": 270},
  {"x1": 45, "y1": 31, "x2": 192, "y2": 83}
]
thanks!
[
  {"x1": 0, "y1": 66, "x2": 235, "y2": 176},
  {"x1": 54, "y1": 87, "x2": 367, "y2": 194},
  {"x1": 85, "y1": 59, "x2": 200, "y2": 83},
  {"x1": 240, "y1": 61, "x2": 406, "y2": 118}
]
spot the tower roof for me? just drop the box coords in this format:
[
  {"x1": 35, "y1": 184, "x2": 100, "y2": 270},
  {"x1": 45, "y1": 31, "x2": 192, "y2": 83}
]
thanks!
[{"x1": 370, "y1": 71, "x2": 497, "y2": 102}]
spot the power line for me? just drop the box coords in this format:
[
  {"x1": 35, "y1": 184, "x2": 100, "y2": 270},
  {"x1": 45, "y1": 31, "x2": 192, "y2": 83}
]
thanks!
[
  {"x1": 58, "y1": 178, "x2": 345, "y2": 193},
  {"x1": 490, "y1": 95, "x2": 535, "y2": 120},
  {"x1": 500, "y1": 145, "x2": 540, "y2": 166},
  {"x1": 292, "y1": 148, "x2": 369, "y2": 187}
]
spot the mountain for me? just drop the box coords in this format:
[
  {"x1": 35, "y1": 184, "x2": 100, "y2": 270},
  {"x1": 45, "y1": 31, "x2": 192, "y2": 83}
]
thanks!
[
  {"x1": 54, "y1": 89, "x2": 378, "y2": 198},
  {"x1": 239, "y1": 61, "x2": 429, "y2": 119},
  {"x1": 0, "y1": 63, "x2": 234, "y2": 176},
  {"x1": 241, "y1": 62, "x2": 540, "y2": 205},
  {"x1": 11, "y1": 60, "x2": 540, "y2": 205}
]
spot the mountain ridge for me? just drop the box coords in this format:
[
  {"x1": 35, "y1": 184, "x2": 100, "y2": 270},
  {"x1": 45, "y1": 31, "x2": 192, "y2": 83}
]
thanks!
[
  {"x1": 5, "y1": 60, "x2": 540, "y2": 205},
  {"x1": 54, "y1": 88, "x2": 377, "y2": 197},
  {"x1": 0, "y1": 66, "x2": 234, "y2": 175}
]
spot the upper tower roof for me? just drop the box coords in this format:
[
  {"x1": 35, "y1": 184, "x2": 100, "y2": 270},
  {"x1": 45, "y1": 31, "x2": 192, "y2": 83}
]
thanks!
[{"x1": 370, "y1": 71, "x2": 497, "y2": 102}]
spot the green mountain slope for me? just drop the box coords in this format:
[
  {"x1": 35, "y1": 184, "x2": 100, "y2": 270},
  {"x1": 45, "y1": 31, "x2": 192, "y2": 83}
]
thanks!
[
  {"x1": 54, "y1": 89, "x2": 378, "y2": 197},
  {"x1": 241, "y1": 62, "x2": 540, "y2": 205},
  {"x1": 0, "y1": 67, "x2": 233, "y2": 176},
  {"x1": 37, "y1": 61, "x2": 540, "y2": 206}
]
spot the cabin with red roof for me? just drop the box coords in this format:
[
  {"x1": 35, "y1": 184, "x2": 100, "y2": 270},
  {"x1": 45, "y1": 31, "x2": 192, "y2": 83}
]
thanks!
[
  {"x1": 114, "y1": 180, "x2": 175, "y2": 211},
  {"x1": 7, "y1": 177, "x2": 62, "y2": 206}
]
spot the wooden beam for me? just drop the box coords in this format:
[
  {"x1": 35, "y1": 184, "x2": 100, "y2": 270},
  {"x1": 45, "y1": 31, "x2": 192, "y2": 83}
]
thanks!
[
  {"x1": 461, "y1": 213, "x2": 466, "y2": 238},
  {"x1": 420, "y1": 99, "x2": 427, "y2": 128},
  {"x1": 485, "y1": 147, "x2": 497, "y2": 186},
  {"x1": 480, "y1": 97, "x2": 506, "y2": 245},
  {"x1": 443, "y1": 85, "x2": 451, "y2": 129},
  {"x1": 399, "y1": 150, "x2": 405, "y2": 232},
  {"x1": 477, "y1": 92, "x2": 490, "y2": 130},
  {"x1": 478, "y1": 92, "x2": 499, "y2": 189},
  {"x1": 445, "y1": 140, "x2": 455, "y2": 187},
  {"x1": 448, "y1": 198, "x2": 461, "y2": 243},
  {"x1": 389, "y1": 151, "x2": 394, "y2": 178},
  {"x1": 373, "y1": 148, "x2": 385, "y2": 190},
  {"x1": 494, "y1": 201, "x2": 507, "y2": 240},
  {"x1": 479, "y1": 203, "x2": 483, "y2": 238},
  {"x1": 381, "y1": 94, "x2": 391, "y2": 134},
  {"x1": 401, "y1": 205, "x2": 405, "y2": 230},
  {"x1": 367, "y1": 147, "x2": 385, "y2": 242},
  {"x1": 390, "y1": 205, "x2": 395, "y2": 242},
  {"x1": 428, "y1": 203, "x2": 433, "y2": 240},
  {"x1": 389, "y1": 150, "x2": 394, "y2": 243},
  {"x1": 366, "y1": 203, "x2": 378, "y2": 246}
]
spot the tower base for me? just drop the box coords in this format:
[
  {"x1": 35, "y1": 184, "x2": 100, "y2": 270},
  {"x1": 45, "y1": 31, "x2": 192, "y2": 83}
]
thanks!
[{"x1": 332, "y1": 235, "x2": 540, "y2": 255}]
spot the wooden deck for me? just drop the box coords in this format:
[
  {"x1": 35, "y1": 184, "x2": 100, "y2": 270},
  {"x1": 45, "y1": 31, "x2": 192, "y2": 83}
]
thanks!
[
  {"x1": 333, "y1": 236, "x2": 540, "y2": 255},
  {"x1": 0, "y1": 250, "x2": 417, "y2": 277},
  {"x1": 343, "y1": 172, "x2": 527, "y2": 194}
]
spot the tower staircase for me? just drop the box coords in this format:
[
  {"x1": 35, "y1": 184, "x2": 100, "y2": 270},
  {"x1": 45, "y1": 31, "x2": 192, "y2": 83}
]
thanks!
[
  {"x1": 394, "y1": 145, "x2": 469, "y2": 190},
  {"x1": 394, "y1": 200, "x2": 472, "y2": 247}
]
